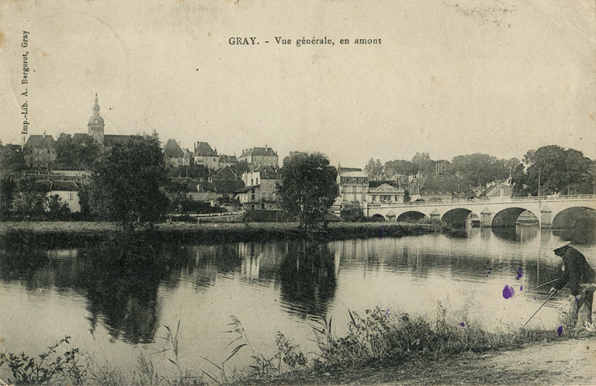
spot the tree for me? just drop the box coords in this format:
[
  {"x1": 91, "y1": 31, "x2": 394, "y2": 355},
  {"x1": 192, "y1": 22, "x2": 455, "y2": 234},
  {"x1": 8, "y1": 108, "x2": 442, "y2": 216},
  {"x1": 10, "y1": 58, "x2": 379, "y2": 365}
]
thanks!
[
  {"x1": 0, "y1": 143, "x2": 26, "y2": 174},
  {"x1": 55, "y1": 133, "x2": 100, "y2": 169},
  {"x1": 364, "y1": 158, "x2": 383, "y2": 180},
  {"x1": 278, "y1": 152, "x2": 339, "y2": 233},
  {"x1": 46, "y1": 195, "x2": 70, "y2": 220},
  {"x1": 340, "y1": 207, "x2": 365, "y2": 222},
  {"x1": 412, "y1": 152, "x2": 433, "y2": 174},
  {"x1": 0, "y1": 177, "x2": 17, "y2": 218},
  {"x1": 451, "y1": 153, "x2": 511, "y2": 188},
  {"x1": 384, "y1": 159, "x2": 417, "y2": 177},
  {"x1": 10, "y1": 177, "x2": 50, "y2": 219},
  {"x1": 511, "y1": 145, "x2": 594, "y2": 196},
  {"x1": 88, "y1": 134, "x2": 170, "y2": 230}
]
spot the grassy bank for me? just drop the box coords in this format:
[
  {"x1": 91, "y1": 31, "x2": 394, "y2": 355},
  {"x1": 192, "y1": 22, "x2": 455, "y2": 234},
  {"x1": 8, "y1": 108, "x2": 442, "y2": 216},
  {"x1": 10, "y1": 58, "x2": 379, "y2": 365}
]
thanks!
[
  {"x1": 0, "y1": 305, "x2": 577, "y2": 386},
  {"x1": 230, "y1": 306, "x2": 572, "y2": 385},
  {"x1": 0, "y1": 221, "x2": 437, "y2": 247}
]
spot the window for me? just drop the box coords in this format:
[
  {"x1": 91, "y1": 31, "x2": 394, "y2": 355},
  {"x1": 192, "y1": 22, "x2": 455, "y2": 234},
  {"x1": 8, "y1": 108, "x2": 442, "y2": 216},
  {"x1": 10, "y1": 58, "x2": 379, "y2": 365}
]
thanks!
[{"x1": 69, "y1": 193, "x2": 74, "y2": 201}]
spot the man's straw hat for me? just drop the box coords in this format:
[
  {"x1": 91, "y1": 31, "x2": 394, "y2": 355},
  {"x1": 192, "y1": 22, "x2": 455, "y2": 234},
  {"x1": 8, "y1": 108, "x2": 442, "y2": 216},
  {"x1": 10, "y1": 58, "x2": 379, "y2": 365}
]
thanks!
[{"x1": 552, "y1": 241, "x2": 571, "y2": 251}]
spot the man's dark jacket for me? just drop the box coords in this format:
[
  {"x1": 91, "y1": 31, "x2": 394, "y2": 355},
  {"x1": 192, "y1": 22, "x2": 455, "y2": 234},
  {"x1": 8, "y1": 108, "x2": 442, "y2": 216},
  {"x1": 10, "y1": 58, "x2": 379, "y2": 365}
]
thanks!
[{"x1": 554, "y1": 246, "x2": 596, "y2": 296}]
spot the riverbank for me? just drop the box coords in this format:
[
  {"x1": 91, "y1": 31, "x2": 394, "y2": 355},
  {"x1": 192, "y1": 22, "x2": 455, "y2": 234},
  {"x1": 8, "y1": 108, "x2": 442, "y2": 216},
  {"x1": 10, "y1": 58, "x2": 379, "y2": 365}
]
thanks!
[
  {"x1": 239, "y1": 335, "x2": 596, "y2": 385},
  {"x1": 3, "y1": 305, "x2": 590, "y2": 386},
  {"x1": 0, "y1": 221, "x2": 438, "y2": 246},
  {"x1": 226, "y1": 305, "x2": 591, "y2": 386}
]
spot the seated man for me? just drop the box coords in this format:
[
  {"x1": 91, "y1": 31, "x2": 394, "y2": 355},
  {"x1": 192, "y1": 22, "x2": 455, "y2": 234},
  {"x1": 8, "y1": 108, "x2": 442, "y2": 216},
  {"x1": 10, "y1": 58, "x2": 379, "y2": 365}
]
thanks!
[{"x1": 550, "y1": 242, "x2": 596, "y2": 329}]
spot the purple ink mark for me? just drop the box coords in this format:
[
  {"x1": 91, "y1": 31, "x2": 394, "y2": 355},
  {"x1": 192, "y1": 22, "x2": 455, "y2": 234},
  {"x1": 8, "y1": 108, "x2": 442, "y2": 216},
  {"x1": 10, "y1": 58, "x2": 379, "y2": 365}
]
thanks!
[
  {"x1": 520, "y1": 285, "x2": 523, "y2": 291},
  {"x1": 378, "y1": 226, "x2": 388, "y2": 239},
  {"x1": 557, "y1": 326, "x2": 563, "y2": 336},
  {"x1": 516, "y1": 267, "x2": 524, "y2": 280},
  {"x1": 385, "y1": 309, "x2": 391, "y2": 317},
  {"x1": 460, "y1": 322, "x2": 466, "y2": 327},
  {"x1": 502, "y1": 284, "x2": 515, "y2": 299}
]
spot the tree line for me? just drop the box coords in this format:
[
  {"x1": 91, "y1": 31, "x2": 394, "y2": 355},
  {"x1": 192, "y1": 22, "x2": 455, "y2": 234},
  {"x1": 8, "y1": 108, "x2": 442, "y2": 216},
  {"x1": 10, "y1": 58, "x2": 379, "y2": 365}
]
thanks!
[{"x1": 365, "y1": 146, "x2": 595, "y2": 196}]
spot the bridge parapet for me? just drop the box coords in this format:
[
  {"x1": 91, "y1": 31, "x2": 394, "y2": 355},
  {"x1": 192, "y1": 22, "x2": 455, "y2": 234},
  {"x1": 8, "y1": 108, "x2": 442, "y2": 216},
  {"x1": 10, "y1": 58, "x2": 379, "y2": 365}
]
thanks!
[
  {"x1": 368, "y1": 194, "x2": 596, "y2": 209},
  {"x1": 365, "y1": 195, "x2": 596, "y2": 227}
]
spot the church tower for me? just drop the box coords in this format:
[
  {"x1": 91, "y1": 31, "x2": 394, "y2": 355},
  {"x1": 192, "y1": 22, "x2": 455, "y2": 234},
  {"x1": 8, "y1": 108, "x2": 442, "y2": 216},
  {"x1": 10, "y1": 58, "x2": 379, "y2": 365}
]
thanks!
[{"x1": 87, "y1": 94, "x2": 105, "y2": 145}]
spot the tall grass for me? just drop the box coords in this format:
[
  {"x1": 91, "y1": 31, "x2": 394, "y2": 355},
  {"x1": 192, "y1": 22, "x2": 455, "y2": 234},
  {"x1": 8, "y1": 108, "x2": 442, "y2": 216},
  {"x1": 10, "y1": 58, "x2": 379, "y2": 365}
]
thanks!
[
  {"x1": 0, "y1": 305, "x2": 572, "y2": 385},
  {"x1": 313, "y1": 304, "x2": 564, "y2": 370}
]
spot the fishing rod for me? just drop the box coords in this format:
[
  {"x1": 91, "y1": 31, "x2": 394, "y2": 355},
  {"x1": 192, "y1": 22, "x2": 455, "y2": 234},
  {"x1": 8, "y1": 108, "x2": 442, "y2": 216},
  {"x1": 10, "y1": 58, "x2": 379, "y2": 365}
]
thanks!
[
  {"x1": 522, "y1": 291, "x2": 556, "y2": 328},
  {"x1": 511, "y1": 278, "x2": 558, "y2": 299}
]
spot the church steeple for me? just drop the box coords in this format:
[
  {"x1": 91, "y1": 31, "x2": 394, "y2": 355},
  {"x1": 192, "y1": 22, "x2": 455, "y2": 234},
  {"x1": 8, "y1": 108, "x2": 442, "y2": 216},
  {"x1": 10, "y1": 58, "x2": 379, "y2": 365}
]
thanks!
[
  {"x1": 93, "y1": 94, "x2": 100, "y2": 116},
  {"x1": 88, "y1": 93, "x2": 105, "y2": 145}
]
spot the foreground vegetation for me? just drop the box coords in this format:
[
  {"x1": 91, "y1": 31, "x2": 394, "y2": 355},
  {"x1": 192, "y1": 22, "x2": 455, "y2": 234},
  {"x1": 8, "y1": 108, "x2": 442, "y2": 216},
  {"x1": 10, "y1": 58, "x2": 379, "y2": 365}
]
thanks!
[{"x1": 0, "y1": 304, "x2": 578, "y2": 386}]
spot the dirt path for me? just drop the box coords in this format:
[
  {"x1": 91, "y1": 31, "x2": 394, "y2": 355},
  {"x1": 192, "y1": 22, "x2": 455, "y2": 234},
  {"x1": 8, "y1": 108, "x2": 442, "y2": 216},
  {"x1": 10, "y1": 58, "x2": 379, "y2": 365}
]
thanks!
[{"x1": 348, "y1": 336, "x2": 596, "y2": 385}]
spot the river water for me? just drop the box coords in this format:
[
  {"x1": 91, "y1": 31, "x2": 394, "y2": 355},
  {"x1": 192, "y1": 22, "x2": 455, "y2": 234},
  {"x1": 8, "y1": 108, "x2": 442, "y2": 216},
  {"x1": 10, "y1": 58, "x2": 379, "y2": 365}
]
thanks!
[{"x1": 1, "y1": 227, "x2": 595, "y2": 380}]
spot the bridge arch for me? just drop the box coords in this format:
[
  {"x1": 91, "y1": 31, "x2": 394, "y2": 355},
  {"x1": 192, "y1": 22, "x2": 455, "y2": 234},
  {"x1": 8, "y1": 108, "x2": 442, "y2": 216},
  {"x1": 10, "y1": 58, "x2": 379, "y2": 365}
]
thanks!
[
  {"x1": 492, "y1": 207, "x2": 539, "y2": 227},
  {"x1": 552, "y1": 206, "x2": 596, "y2": 229},
  {"x1": 370, "y1": 214, "x2": 386, "y2": 222},
  {"x1": 552, "y1": 206, "x2": 596, "y2": 243},
  {"x1": 441, "y1": 208, "x2": 479, "y2": 229},
  {"x1": 396, "y1": 211, "x2": 427, "y2": 223}
]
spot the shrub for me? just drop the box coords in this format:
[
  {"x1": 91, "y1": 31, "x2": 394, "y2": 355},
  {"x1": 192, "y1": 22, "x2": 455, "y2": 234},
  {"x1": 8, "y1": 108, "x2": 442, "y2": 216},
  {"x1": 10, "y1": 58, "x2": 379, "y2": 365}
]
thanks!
[{"x1": 0, "y1": 336, "x2": 87, "y2": 385}]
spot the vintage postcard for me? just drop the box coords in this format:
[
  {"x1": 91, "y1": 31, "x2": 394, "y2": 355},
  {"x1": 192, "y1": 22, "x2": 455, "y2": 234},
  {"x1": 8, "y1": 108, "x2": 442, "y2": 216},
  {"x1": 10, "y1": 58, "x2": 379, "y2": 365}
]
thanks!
[{"x1": 0, "y1": 0, "x2": 595, "y2": 385}]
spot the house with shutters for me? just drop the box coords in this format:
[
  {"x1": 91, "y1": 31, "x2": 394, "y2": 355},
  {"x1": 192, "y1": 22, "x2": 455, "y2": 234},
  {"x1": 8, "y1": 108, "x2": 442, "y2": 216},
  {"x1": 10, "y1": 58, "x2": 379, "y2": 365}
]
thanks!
[
  {"x1": 23, "y1": 134, "x2": 57, "y2": 169},
  {"x1": 238, "y1": 165, "x2": 281, "y2": 210},
  {"x1": 239, "y1": 146, "x2": 278, "y2": 168},
  {"x1": 193, "y1": 142, "x2": 220, "y2": 170}
]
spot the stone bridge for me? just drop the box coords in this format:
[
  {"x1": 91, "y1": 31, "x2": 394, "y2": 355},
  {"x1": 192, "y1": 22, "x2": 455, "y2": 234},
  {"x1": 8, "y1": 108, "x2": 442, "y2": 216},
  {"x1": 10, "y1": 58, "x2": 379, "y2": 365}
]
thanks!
[{"x1": 365, "y1": 194, "x2": 596, "y2": 228}]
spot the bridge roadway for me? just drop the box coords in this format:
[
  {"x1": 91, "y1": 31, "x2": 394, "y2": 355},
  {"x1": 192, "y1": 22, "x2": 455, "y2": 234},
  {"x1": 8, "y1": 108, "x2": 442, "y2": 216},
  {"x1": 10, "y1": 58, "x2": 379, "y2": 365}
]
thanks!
[{"x1": 365, "y1": 194, "x2": 596, "y2": 228}]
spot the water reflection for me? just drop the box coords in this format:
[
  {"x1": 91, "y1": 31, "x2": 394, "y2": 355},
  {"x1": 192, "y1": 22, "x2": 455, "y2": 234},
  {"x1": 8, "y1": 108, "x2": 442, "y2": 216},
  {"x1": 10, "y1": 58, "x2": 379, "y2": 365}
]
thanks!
[
  {"x1": 0, "y1": 226, "x2": 595, "y2": 376},
  {"x1": 491, "y1": 226, "x2": 538, "y2": 243},
  {"x1": 278, "y1": 242, "x2": 336, "y2": 320}
]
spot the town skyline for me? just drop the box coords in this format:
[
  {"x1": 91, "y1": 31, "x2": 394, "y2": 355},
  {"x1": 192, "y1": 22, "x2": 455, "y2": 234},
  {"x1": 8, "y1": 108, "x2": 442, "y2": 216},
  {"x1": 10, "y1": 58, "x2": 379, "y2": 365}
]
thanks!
[
  {"x1": 1, "y1": 0, "x2": 594, "y2": 168},
  {"x1": 4, "y1": 92, "x2": 594, "y2": 170}
]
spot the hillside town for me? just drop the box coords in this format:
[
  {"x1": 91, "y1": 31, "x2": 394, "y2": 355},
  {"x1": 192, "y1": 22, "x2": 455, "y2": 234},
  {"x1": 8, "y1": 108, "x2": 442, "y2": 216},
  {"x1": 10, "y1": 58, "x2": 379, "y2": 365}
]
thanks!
[{"x1": 1, "y1": 95, "x2": 594, "y2": 224}]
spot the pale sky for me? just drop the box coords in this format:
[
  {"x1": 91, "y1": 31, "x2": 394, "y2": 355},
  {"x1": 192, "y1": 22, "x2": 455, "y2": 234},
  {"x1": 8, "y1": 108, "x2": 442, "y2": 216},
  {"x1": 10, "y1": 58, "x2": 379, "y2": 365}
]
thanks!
[{"x1": 0, "y1": 0, "x2": 594, "y2": 168}]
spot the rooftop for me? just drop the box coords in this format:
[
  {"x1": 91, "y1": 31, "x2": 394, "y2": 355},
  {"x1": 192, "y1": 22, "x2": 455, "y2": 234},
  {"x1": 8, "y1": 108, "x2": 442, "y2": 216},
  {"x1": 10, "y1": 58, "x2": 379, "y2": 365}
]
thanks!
[
  {"x1": 24, "y1": 135, "x2": 56, "y2": 149},
  {"x1": 164, "y1": 139, "x2": 185, "y2": 158},
  {"x1": 194, "y1": 142, "x2": 217, "y2": 156},
  {"x1": 240, "y1": 146, "x2": 278, "y2": 157}
]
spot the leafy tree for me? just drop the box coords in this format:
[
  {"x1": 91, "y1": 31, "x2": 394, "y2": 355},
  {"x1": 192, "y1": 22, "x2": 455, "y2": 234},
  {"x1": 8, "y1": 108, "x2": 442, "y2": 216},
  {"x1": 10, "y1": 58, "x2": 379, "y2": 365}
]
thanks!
[
  {"x1": 55, "y1": 133, "x2": 100, "y2": 169},
  {"x1": 0, "y1": 143, "x2": 26, "y2": 174},
  {"x1": 88, "y1": 134, "x2": 170, "y2": 230},
  {"x1": 340, "y1": 207, "x2": 365, "y2": 222},
  {"x1": 46, "y1": 195, "x2": 70, "y2": 220},
  {"x1": 384, "y1": 159, "x2": 417, "y2": 177},
  {"x1": 278, "y1": 152, "x2": 339, "y2": 233},
  {"x1": 0, "y1": 177, "x2": 17, "y2": 218},
  {"x1": 77, "y1": 184, "x2": 93, "y2": 219},
  {"x1": 451, "y1": 153, "x2": 511, "y2": 189},
  {"x1": 364, "y1": 158, "x2": 383, "y2": 180},
  {"x1": 163, "y1": 179, "x2": 190, "y2": 214},
  {"x1": 10, "y1": 177, "x2": 50, "y2": 219},
  {"x1": 412, "y1": 152, "x2": 433, "y2": 174},
  {"x1": 511, "y1": 145, "x2": 594, "y2": 196}
]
